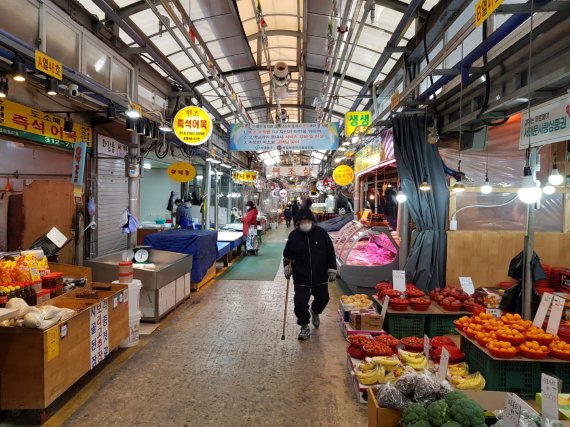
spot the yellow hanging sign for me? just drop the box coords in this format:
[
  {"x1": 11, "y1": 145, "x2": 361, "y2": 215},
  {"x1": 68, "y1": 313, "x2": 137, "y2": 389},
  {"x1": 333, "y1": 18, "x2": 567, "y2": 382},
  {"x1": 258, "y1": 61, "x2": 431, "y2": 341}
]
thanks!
[
  {"x1": 35, "y1": 50, "x2": 63, "y2": 81},
  {"x1": 475, "y1": 0, "x2": 503, "y2": 27},
  {"x1": 173, "y1": 106, "x2": 213, "y2": 146},
  {"x1": 345, "y1": 111, "x2": 371, "y2": 136},
  {"x1": 333, "y1": 165, "x2": 354, "y2": 186},
  {"x1": 232, "y1": 170, "x2": 257, "y2": 183},
  {"x1": 167, "y1": 162, "x2": 197, "y2": 183}
]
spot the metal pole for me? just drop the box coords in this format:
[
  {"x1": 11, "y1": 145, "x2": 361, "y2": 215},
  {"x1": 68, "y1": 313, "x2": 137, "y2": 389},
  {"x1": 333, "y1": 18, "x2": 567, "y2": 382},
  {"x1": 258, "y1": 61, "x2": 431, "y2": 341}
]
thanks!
[
  {"x1": 374, "y1": 172, "x2": 378, "y2": 213},
  {"x1": 523, "y1": 147, "x2": 538, "y2": 319},
  {"x1": 204, "y1": 162, "x2": 212, "y2": 229},
  {"x1": 127, "y1": 132, "x2": 140, "y2": 249},
  {"x1": 398, "y1": 201, "x2": 410, "y2": 269},
  {"x1": 227, "y1": 172, "x2": 233, "y2": 224},
  {"x1": 214, "y1": 167, "x2": 219, "y2": 230}
]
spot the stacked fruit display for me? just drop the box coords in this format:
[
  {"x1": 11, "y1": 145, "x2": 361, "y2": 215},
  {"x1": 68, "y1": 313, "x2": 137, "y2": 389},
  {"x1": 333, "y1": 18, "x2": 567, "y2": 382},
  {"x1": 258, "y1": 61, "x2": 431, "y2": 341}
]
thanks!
[
  {"x1": 429, "y1": 287, "x2": 474, "y2": 312},
  {"x1": 455, "y1": 312, "x2": 564, "y2": 360},
  {"x1": 375, "y1": 282, "x2": 432, "y2": 312}
]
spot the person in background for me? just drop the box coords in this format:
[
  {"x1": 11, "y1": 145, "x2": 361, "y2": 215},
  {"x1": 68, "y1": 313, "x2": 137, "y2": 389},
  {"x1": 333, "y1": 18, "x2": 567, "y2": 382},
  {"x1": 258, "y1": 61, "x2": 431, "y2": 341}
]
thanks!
[
  {"x1": 291, "y1": 200, "x2": 300, "y2": 223},
  {"x1": 283, "y1": 206, "x2": 337, "y2": 340},
  {"x1": 241, "y1": 201, "x2": 259, "y2": 255},
  {"x1": 303, "y1": 198, "x2": 313, "y2": 210},
  {"x1": 175, "y1": 198, "x2": 192, "y2": 229},
  {"x1": 191, "y1": 191, "x2": 201, "y2": 206},
  {"x1": 284, "y1": 204, "x2": 292, "y2": 228}
]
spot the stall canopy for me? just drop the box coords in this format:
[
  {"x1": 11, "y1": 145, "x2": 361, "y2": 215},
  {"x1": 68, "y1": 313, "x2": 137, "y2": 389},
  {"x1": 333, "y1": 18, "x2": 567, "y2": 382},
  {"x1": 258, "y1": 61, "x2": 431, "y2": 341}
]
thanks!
[{"x1": 391, "y1": 115, "x2": 448, "y2": 291}]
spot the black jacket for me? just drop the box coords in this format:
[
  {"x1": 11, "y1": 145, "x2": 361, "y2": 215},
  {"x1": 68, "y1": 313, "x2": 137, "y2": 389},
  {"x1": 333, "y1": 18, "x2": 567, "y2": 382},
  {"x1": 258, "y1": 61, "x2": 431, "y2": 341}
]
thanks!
[{"x1": 283, "y1": 225, "x2": 337, "y2": 287}]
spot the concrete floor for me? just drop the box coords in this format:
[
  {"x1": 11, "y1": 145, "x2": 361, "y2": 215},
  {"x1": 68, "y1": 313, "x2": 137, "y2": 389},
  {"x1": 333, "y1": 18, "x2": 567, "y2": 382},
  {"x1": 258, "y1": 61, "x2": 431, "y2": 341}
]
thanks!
[{"x1": 59, "y1": 225, "x2": 367, "y2": 427}]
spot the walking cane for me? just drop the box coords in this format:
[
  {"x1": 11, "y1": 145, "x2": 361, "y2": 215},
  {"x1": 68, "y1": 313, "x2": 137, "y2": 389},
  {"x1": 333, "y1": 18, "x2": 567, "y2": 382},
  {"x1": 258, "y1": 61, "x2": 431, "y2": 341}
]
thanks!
[{"x1": 281, "y1": 260, "x2": 293, "y2": 340}]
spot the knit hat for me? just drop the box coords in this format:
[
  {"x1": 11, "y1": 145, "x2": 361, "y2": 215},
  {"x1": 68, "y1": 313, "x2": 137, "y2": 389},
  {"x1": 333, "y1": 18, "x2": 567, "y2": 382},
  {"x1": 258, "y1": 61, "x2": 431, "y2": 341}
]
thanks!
[{"x1": 295, "y1": 207, "x2": 316, "y2": 225}]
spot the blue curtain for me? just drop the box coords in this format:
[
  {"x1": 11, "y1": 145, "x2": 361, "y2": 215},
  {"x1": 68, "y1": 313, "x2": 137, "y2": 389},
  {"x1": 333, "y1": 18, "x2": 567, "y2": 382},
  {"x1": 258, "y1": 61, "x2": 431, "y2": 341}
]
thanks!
[{"x1": 391, "y1": 115, "x2": 448, "y2": 291}]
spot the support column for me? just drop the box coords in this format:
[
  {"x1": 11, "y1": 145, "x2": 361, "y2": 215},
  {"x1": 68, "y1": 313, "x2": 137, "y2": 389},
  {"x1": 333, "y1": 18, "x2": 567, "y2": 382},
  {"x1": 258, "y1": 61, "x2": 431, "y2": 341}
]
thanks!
[
  {"x1": 204, "y1": 161, "x2": 212, "y2": 229},
  {"x1": 214, "y1": 167, "x2": 219, "y2": 230},
  {"x1": 127, "y1": 132, "x2": 140, "y2": 249},
  {"x1": 398, "y1": 200, "x2": 410, "y2": 269}
]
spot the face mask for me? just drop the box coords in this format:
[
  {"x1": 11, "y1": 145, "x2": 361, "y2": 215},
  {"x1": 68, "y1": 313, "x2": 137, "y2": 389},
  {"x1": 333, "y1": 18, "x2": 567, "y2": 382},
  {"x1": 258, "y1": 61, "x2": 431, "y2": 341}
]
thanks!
[
  {"x1": 246, "y1": 206, "x2": 251, "y2": 211},
  {"x1": 300, "y1": 223, "x2": 312, "y2": 232}
]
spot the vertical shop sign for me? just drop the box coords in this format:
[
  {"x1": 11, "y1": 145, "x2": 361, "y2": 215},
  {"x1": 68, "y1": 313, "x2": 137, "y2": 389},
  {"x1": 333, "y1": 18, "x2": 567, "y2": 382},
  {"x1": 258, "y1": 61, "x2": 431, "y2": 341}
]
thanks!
[
  {"x1": 475, "y1": 0, "x2": 503, "y2": 27},
  {"x1": 35, "y1": 50, "x2": 63, "y2": 81},
  {"x1": 0, "y1": 99, "x2": 92, "y2": 149},
  {"x1": 71, "y1": 142, "x2": 88, "y2": 187},
  {"x1": 89, "y1": 300, "x2": 110, "y2": 369},
  {"x1": 345, "y1": 111, "x2": 371, "y2": 137}
]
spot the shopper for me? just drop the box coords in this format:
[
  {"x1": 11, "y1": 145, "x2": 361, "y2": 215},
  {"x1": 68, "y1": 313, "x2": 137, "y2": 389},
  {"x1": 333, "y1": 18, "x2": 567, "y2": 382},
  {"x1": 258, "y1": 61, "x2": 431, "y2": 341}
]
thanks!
[
  {"x1": 283, "y1": 207, "x2": 337, "y2": 340},
  {"x1": 241, "y1": 201, "x2": 259, "y2": 255},
  {"x1": 284, "y1": 204, "x2": 292, "y2": 228},
  {"x1": 291, "y1": 200, "x2": 299, "y2": 222},
  {"x1": 175, "y1": 199, "x2": 192, "y2": 229}
]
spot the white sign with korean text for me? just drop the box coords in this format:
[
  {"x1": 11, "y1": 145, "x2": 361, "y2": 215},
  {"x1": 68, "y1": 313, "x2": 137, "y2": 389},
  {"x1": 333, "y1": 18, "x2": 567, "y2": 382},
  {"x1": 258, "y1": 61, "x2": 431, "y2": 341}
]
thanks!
[
  {"x1": 546, "y1": 296, "x2": 566, "y2": 335},
  {"x1": 424, "y1": 334, "x2": 430, "y2": 359},
  {"x1": 519, "y1": 93, "x2": 570, "y2": 149},
  {"x1": 504, "y1": 393, "x2": 538, "y2": 427},
  {"x1": 392, "y1": 270, "x2": 406, "y2": 293},
  {"x1": 97, "y1": 134, "x2": 128, "y2": 158},
  {"x1": 437, "y1": 348, "x2": 450, "y2": 382},
  {"x1": 533, "y1": 292, "x2": 555, "y2": 327},
  {"x1": 267, "y1": 165, "x2": 319, "y2": 178},
  {"x1": 89, "y1": 300, "x2": 110, "y2": 369},
  {"x1": 459, "y1": 277, "x2": 475, "y2": 295},
  {"x1": 379, "y1": 295, "x2": 389, "y2": 329},
  {"x1": 541, "y1": 373, "x2": 560, "y2": 420}
]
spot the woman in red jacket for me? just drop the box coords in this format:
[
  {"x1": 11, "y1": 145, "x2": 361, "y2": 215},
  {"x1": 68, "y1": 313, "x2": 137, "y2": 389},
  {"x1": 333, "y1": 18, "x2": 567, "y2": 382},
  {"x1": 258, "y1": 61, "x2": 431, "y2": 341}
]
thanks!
[{"x1": 241, "y1": 200, "x2": 259, "y2": 255}]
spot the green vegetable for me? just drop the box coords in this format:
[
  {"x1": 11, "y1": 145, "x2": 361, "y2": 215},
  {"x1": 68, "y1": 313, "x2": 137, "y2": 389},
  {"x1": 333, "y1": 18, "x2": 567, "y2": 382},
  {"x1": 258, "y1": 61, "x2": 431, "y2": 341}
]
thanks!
[
  {"x1": 444, "y1": 391, "x2": 467, "y2": 407},
  {"x1": 410, "y1": 420, "x2": 433, "y2": 427},
  {"x1": 441, "y1": 422, "x2": 462, "y2": 427},
  {"x1": 449, "y1": 399, "x2": 485, "y2": 427},
  {"x1": 427, "y1": 400, "x2": 450, "y2": 427},
  {"x1": 403, "y1": 404, "x2": 428, "y2": 426}
]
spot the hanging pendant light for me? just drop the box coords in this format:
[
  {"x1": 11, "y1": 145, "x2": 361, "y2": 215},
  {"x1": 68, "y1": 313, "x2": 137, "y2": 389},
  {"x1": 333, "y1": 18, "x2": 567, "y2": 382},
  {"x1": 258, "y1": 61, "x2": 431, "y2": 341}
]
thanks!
[
  {"x1": 0, "y1": 76, "x2": 8, "y2": 98},
  {"x1": 45, "y1": 77, "x2": 58, "y2": 96},
  {"x1": 125, "y1": 117, "x2": 136, "y2": 132},
  {"x1": 396, "y1": 187, "x2": 407, "y2": 203},
  {"x1": 518, "y1": 166, "x2": 542, "y2": 204},
  {"x1": 11, "y1": 58, "x2": 27, "y2": 82},
  {"x1": 543, "y1": 184, "x2": 555, "y2": 195},
  {"x1": 419, "y1": 179, "x2": 431, "y2": 191},
  {"x1": 106, "y1": 101, "x2": 117, "y2": 119},
  {"x1": 136, "y1": 119, "x2": 146, "y2": 135},
  {"x1": 481, "y1": 175, "x2": 493, "y2": 194},
  {"x1": 548, "y1": 165, "x2": 564, "y2": 186},
  {"x1": 451, "y1": 160, "x2": 466, "y2": 193}
]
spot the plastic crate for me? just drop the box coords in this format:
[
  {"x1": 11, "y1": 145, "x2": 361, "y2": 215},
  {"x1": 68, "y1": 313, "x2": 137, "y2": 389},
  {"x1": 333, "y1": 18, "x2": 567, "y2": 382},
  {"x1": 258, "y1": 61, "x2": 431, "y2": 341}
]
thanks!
[
  {"x1": 427, "y1": 314, "x2": 462, "y2": 336},
  {"x1": 460, "y1": 336, "x2": 541, "y2": 399},
  {"x1": 541, "y1": 362, "x2": 570, "y2": 393},
  {"x1": 385, "y1": 314, "x2": 426, "y2": 339}
]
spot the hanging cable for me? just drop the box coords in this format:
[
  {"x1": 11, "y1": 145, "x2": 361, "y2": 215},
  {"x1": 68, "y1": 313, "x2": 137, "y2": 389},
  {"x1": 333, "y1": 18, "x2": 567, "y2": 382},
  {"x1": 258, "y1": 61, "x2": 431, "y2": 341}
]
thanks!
[{"x1": 422, "y1": 8, "x2": 437, "y2": 114}]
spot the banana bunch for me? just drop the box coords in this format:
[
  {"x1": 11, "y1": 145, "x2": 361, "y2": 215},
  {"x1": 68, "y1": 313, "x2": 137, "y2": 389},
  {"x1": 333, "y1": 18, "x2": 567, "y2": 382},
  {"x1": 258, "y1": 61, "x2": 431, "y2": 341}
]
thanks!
[
  {"x1": 372, "y1": 355, "x2": 401, "y2": 371},
  {"x1": 355, "y1": 364, "x2": 386, "y2": 385},
  {"x1": 447, "y1": 362, "x2": 469, "y2": 378},
  {"x1": 359, "y1": 359, "x2": 376, "y2": 372},
  {"x1": 452, "y1": 372, "x2": 486, "y2": 390},
  {"x1": 384, "y1": 365, "x2": 406, "y2": 383},
  {"x1": 398, "y1": 349, "x2": 428, "y2": 370}
]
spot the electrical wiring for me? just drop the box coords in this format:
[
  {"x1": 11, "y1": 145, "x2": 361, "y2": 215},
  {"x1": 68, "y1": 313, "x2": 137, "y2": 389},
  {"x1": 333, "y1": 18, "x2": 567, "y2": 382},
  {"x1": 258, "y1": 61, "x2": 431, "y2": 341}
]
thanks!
[{"x1": 451, "y1": 195, "x2": 518, "y2": 220}]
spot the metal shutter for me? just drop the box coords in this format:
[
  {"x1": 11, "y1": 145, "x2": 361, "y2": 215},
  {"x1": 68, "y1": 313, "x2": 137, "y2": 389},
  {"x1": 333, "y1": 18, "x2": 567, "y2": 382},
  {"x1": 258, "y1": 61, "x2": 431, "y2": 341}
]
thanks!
[{"x1": 96, "y1": 136, "x2": 129, "y2": 256}]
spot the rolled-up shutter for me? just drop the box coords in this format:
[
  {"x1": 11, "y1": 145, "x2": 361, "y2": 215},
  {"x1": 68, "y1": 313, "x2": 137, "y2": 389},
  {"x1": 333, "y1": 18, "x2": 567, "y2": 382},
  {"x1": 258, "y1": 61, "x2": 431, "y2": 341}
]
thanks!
[{"x1": 95, "y1": 135, "x2": 128, "y2": 256}]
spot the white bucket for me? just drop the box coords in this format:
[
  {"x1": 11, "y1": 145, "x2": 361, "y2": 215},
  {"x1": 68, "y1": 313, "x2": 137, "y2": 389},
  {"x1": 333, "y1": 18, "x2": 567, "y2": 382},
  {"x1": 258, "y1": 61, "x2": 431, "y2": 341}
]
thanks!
[
  {"x1": 120, "y1": 312, "x2": 141, "y2": 348},
  {"x1": 113, "y1": 279, "x2": 143, "y2": 318}
]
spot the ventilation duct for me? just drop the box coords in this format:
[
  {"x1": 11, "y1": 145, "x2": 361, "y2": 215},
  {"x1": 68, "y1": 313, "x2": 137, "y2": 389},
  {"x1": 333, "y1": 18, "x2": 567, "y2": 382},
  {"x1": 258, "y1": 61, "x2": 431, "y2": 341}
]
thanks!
[
  {"x1": 275, "y1": 108, "x2": 288, "y2": 122},
  {"x1": 273, "y1": 62, "x2": 290, "y2": 87},
  {"x1": 275, "y1": 86, "x2": 289, "y2": 100}
]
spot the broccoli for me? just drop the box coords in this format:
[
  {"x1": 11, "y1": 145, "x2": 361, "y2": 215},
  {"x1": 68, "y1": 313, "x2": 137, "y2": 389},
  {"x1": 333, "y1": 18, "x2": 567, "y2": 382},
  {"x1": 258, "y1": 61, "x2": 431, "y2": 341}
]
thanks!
[
  {"x1": 443, "y1": 391, "x2": 467, "y2": 407},
  {"x1": 410, "y1": 420, "x2": 433, "y2": 427},
  {"x1": 449, "y1": 399, "x2": 485, "y2": 427},
  {"x1": 427, "y1": 400, "x2": 450, "y2": 427},
  {"x1": 403, "y1": 404, "x2": 428, "y2": 426},
  {"x1": 441, "y1": 422, "x2": 462, "y2": 427}
]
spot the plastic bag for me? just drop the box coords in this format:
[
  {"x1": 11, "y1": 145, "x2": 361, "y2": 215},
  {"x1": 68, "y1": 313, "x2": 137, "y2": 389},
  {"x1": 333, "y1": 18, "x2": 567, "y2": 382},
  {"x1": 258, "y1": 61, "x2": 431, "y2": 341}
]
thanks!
[
  {"x1": 508, "y1": 251, "x2": 546, "y2": 281},
  {"x1": 413, "y1": 371, "x2": 441, "y2": 402},
  {"x1": 377, "y1": 382, "x2": 412, "y2": 409},
  {"x1": 437, "y1": 380, "x2": 454, "y2": 399},
  {"x1": 499, "y1": 282, "x2": 540, "y2": 316},
  {"x1": 394, "y1": 369, "x2": 418, "y2": 396},
  {"x1": 87, "y1": 197, "x2": 96, "y2": 217},
  {"x1": 38, "y1": 305, "x2": 62, "y2": 320},
  {"x1": 23, "y1": 311, "x2": 44, "y2": 328}
]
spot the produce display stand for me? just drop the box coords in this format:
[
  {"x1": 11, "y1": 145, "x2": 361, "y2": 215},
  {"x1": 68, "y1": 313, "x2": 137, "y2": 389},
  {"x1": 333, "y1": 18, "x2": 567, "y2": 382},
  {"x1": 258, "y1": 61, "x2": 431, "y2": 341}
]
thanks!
[
  {"x1": 347, "y1": 355, "x2": 379, "y2": 404},
  {"x1": 372, "y1": 295, "x2": 467, "y2": 338},
  {"x1": 458, "y1": 330, "x2": 570, "y2": 398},
  {"x1": 0, "y1": 283, "x2": 129, "y2": 418}
]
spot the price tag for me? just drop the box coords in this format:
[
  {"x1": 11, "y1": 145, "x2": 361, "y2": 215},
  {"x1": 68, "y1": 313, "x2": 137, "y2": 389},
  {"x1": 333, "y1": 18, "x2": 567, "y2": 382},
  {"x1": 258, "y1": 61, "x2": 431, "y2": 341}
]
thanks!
[
  {"x1": 392, "y1": 270, "x2": 406, "y2": 293},
  {"x1": 437, "y1": 347, "x2": 450, "y2": 382},
  {"x1": 486, "y1": 308, "x2": 502, "y2": 318},
  {"x1": 504, "y1": 393, "x2": 539, "y2": 427},
  {"x1": 379, "y1": 295, "x2": 389, "y2": 329},
  {"x1": 546, "y1": 296, "x2": 565, "y2": 335},
  {"x1": 424, "y1": 334, "x2": 430, "y2": 359},
  {"x1": 459, "y1": 277, "x2": 475, "y2": 295},
  {"x1": 541, "y1": 373, "x2": 560, "y2": 420},
  {"x1": 534, "y1": 293, "x2": 555, "y2": 327}
]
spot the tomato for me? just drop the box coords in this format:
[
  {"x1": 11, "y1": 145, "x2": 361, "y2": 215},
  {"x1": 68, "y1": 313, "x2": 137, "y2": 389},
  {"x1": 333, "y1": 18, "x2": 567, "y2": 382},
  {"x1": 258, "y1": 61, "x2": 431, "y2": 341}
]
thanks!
[{"x1": 401, "y1": 336, "x2": 424, "y2": 347}]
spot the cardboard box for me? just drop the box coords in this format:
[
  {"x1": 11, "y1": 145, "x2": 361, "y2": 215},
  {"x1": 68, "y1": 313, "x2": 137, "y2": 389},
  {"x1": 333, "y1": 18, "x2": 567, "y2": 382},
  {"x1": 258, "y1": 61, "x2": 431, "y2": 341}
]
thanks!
[
  {"x1": 474, "y1": 287, "x2": 503, "y2": 308},
  {"x1": 561, "y1": 270, "x2": 570, "y2": 292},
  {"x1": 349, "y1": 309, "x2": 376, "y2": 330},
  {"x1": 367, "y1": 387, "x2": 402, "y2": 427}
]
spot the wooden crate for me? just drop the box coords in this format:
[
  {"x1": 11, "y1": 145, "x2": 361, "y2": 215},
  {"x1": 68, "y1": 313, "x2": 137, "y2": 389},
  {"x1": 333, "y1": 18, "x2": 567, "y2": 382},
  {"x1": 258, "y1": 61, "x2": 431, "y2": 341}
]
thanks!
[{"x1": 0, "y1": 284, "x2": 128, "y2": 410}]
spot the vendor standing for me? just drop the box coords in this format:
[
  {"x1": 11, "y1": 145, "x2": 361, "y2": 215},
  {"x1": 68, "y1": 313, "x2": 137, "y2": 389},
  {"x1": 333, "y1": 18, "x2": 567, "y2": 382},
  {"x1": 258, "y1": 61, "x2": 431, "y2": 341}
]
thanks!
[
  {"x1": 174, "y1": 199, "x2": 192, "y2": 229},
  {"x1": 283, "y1": 207, "x2": 337, "y2": 340}
]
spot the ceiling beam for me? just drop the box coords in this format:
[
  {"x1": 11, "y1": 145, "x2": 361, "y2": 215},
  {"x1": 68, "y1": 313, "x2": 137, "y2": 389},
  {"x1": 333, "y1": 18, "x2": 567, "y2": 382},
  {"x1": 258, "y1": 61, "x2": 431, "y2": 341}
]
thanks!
[
  {"x1": 374, "y1": 0, "x2": 428, "y2": 19},
  {"x1": 247, "y1": 30, "x2": 302, "y2": 42},
  {"x1": 221, "y1": 103, "x2": 345, "y2": 120}
]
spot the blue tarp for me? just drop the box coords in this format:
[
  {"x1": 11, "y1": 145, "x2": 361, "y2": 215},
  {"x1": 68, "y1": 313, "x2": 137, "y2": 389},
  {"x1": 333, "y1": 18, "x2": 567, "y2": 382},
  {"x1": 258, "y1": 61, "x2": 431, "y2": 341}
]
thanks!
[
  {"x1": 144, "y1": 229, "x2": 219, "y2": 283},
  {"x1": 317, "y1": 213, "x2": 354, "y2": 232},
  {"x1": 216, "y1": 242, "x2": 231, "y2": 259}
]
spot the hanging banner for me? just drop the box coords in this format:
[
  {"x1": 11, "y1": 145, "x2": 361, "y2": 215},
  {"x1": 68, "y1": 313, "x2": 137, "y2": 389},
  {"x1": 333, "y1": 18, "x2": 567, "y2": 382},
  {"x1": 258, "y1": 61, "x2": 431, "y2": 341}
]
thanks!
[
  {"x1": 229, "y1": 122, "x2": 339, "y2": 151},
  {"x1": 354, "y1": 129, "x2": 395, "y2": 175},
  {"x1": 0, "y1": 99, "x2": 92, "y2": 149},
  {"x1": 333, "y1": 165, "x2": 354, "y2": 186},
  {"x1": 475, "y1": 0, "x2": 504, "y2": 27},
  {"x1": 519, "y1": 93, "x2": 570, "y2": 149},
  {"x1": 167, "y1": 161, "x2": 197, "y2": 183},
  {"x1": 345, "y1": 111, "x2": 371, "y2": 137},
  {"x1": 232, "y1": 170, "x2": 257, "y2": 183},
  {"x1": 89, "y1": 300, "x2": 110, "y2": 369},
  {"x1": 267, "y1": 165, "x2": 318, "y2": 178},
  {"x1": 71, "y1": 142, "x2": 88, "y2": 187},
  {"x1": 35, "y1": 50, "x2": 63, "y2": 81},
  {"x1": 173, "y1": 106, "x2": 213, "y2": 146}
]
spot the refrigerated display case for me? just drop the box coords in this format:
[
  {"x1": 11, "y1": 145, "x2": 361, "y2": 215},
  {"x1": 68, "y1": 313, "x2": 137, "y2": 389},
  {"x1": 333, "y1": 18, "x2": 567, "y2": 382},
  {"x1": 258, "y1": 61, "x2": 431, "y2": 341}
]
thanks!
[{"x1": 332, "y1": 221, "x2": 399, "y2": 295}]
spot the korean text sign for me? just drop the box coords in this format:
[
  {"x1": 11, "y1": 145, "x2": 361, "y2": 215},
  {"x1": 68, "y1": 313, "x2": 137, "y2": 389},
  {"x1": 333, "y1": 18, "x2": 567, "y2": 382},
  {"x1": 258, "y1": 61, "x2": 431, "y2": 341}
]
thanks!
[
  {"x1": 89, "y1": 300, "x2": 109, "y2": 369},
  {"x1": 167, "y1": 162, "x2": 197, "y2": 183},
  {"x1": 345, "y1": 111, "x2": 371, "y2": 137},
  {"x1": 519, "y1": 93, "x2": 570, "y2": 149},
  {"x1": 267, "y1": 165, "x2": 318, "y2": 178},
  {"x1": 173, "y1": 106, "x2": 213, "y2": 146},
  {"x1": 229, "y1": 122, "x2": 339, "y2": 151},
  {"x1": 0, "y1": 99, "x2": 92, "y2": 149},
  {"x1": 475, "y1": 0, "x2": 503, "y2": 27}
]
